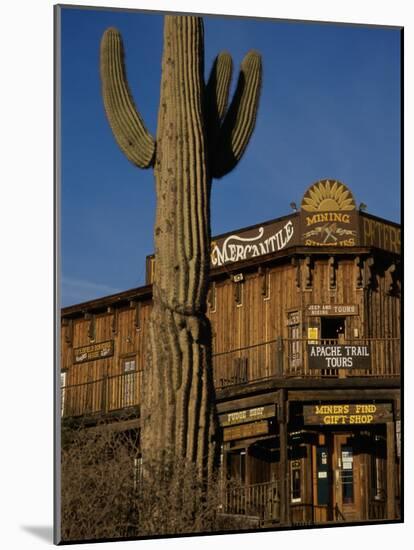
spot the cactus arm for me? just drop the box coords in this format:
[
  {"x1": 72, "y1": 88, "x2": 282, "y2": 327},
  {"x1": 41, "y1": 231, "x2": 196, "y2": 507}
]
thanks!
[
  {"x1": 100, "y1": 27, "x2": 155, "y2": 168},
  {"x1": 211, "y1": 50, "x2": 262, "y2": 178},
  {"x1": 205, "y1": 52, "x2": 233, "y2": 157},
  {"x1": 205, "y1": 51, "x2": 233, "y2": 121}
]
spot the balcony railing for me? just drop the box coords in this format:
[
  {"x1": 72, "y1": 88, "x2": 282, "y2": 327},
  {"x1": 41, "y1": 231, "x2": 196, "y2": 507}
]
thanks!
[
  {"x1": 61, "y1": 338, "x2": 399, "y2": 417},
  {"x1": 61, "y1": 370, "x2": 142, "y2": 418},
  {"x1": 213, "y1": 338, "x2": 400, "y2": 388},
  {"x1": 223, "y1": 481, "x2": 280, "y2": 521}
]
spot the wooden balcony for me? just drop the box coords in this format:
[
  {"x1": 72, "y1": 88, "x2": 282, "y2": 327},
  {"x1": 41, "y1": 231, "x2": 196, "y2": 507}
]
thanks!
[
  {"x1": 213, "y1": 338, "x2": 400, "y2": 389},
  {"x1": 61, "y1": 370, "x2": 142, "y2": 418},
  {"x1": 61, "y1": 338, "x2": 399, "y2": 418}
]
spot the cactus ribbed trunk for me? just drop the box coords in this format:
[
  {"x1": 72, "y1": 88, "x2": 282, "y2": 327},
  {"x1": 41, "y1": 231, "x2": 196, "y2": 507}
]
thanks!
[
  {"x1": 100, "y1": 13, "x2": 262, "y2": 479},
  {"x1": 140, "y1": 16, "x2": 216, "y2": 474}
]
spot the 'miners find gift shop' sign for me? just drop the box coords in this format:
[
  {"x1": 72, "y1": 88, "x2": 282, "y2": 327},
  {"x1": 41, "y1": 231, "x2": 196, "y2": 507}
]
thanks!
[
  {"x1": 304, "y1": 403, "x2": 393, "y2": 425},
  {"x1": 308, "y1": 344, "x2": 371, "y2": 370}
]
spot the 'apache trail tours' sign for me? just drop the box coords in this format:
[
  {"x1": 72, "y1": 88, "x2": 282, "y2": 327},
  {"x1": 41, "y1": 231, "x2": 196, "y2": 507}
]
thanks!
[{"x1": 308, "y1": 344, "x2": 371, "y2": 369}]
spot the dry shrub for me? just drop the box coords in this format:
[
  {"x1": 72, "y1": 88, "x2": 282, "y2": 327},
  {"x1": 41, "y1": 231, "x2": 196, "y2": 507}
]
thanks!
[{"x1": 60, "y1": 422, "x2": 241, "y2": 542}]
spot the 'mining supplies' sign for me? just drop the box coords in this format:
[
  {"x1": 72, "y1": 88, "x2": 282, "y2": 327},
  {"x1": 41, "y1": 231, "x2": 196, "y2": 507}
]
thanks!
[{"x1": 300, "y1": 179, "x2": 358, "y2": 247}]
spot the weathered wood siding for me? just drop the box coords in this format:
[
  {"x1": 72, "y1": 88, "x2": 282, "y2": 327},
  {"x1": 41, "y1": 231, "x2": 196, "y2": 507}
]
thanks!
[
  {"x1": 61, "y1": 253, "x2": 400, "y2": 415},
  {"x1": 210, "y1": 258, "x2": 371, "y2": 349},
  {"x1": 61, "y1": 301, "x2": 152, "y2": 415}
]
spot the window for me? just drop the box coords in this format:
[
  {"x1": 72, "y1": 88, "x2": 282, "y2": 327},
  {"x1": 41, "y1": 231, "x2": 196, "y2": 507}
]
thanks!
[
  {"x1": 371, "y1": 435, "x2": 386, "y2": 500},
  {"x1": 234, "y1": 281, "x2": 243, "y2": 306},
  {"x1": 341, "y1": 445, "x2": 354, "y2": 504},
  {"x1": 291, "y1": 460, "x2": 302, "y2": 502},
  {"x1": 226, "y1": 449, "x2": 246, "y2": 484},
  {"x1": 208, "y1": 281, "x2": 216, "y2": 312},
  {"x1": 260, "y1": 268, "x2": 270, "y2": 300},
  {"x1": 287, "y1": 311, "x2": 301, "y2": 371},
  {"x1": 122, "y1": 358, "x2": 136, "y2": 407}
]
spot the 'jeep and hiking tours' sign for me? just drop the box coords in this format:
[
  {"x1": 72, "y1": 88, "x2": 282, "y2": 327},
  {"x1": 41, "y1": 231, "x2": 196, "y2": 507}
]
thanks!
[{"x1": 306, "y1": 304, "x2": 359, "y2": 316}]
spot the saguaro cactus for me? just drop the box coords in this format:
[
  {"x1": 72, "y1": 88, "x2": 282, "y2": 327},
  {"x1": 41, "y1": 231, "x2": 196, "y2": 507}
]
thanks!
[{"x1": 100, "y1": 15, "x2": 261, "y2": 475}]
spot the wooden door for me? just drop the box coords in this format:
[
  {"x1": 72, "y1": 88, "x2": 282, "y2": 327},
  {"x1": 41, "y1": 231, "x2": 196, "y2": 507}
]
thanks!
[{"x1": 332, "y1": 433, "x2": 362, "y2": 521}]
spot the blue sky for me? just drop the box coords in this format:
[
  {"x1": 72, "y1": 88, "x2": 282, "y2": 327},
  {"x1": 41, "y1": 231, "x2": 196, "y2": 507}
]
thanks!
[{"x1": 59, "y1": 6, "x2": 401, "y2": 307}]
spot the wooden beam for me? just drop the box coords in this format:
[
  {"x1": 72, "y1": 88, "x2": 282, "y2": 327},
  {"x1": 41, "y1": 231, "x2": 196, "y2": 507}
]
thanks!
[
  {"x1": 386, "y1": 421, "x2": 396, "y2": 519},
  {"x1": 328, "y1": 256, "x2": 336, "y2": 289},
  {"x1": 304, "y1": 256, "x2": 312, "y2": 289},
  {"x1": 64, "y1": 318, "x2": 73, "y2": 345},
  {"x1": 131, "y1": 301, "x2": 141, "y2": 330},
  {"x1": 364, "y1": 256, "x2": 376, "y2": 289},
  {"x1": 288, "y1": 388, "x2": 400, "y2": 402},
  {"x1": 275, "y1": 336, "x2": 283, "y2": 377},
  {"x1": 215, "y1": 377, "x2": 400, "y2": 402},
  {"x1": 111, "y1": 308, "x2": 118, "y2": 335},
  {"x1": 354, "y1": 256, "x2": 363, "y2": 288},
  {"x1": 216, "y1": 392, "x2": 279, "y2": 414},
  {"x1": 61, "y1": 241, "x2": 399, "y2": 319},
  {"x1": 61, "y1": 284, "x2": 153, "y2": 318},
  {"x1": 278, "y1": 389, "x2": 289, "y2": 525}
]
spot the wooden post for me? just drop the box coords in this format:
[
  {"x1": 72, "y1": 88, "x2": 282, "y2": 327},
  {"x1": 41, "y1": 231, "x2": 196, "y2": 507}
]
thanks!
[
  {"x1": 338, "y1": 333, "x2": 347, "y2": 379},
  {"x1": 275, "y1": 336, "x2": 284, "y2": 377},
  {"x1": 278, "y1": 389, "x2": 290, "y2": 525},
  {"x1": 386, "y1": 421, "x2": 396, "y2": 519}
]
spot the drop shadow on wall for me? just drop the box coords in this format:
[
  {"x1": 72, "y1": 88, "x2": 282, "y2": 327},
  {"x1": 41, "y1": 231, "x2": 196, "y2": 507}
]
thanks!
[{"x1": 20, "y1": 525, "x2": 53, "y2": 543}]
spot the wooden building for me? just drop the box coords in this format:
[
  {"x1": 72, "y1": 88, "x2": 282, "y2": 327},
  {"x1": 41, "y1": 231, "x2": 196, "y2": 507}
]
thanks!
[{"x1": 60, "y1": 179, "x2": 401, "y2": 527}]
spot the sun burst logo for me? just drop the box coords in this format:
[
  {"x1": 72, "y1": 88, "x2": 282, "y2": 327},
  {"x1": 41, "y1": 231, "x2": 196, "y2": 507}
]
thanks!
[{"x1": 301, "y1": 180, "x2": 356, "y2": 212}]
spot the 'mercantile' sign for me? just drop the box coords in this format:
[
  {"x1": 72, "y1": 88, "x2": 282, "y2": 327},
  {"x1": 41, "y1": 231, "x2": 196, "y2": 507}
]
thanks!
[{"x1": 211, "y1": 218, "x2": 296, "y2": 267}]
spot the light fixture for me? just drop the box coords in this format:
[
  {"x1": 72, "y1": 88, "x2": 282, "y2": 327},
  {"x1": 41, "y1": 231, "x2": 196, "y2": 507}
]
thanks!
[
  {"x1": 290, "y1": 201, "x2": 297, "y2": 212},
  {"x1": 359, "y1": 202, "x2": 367, "y2": 211}
]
